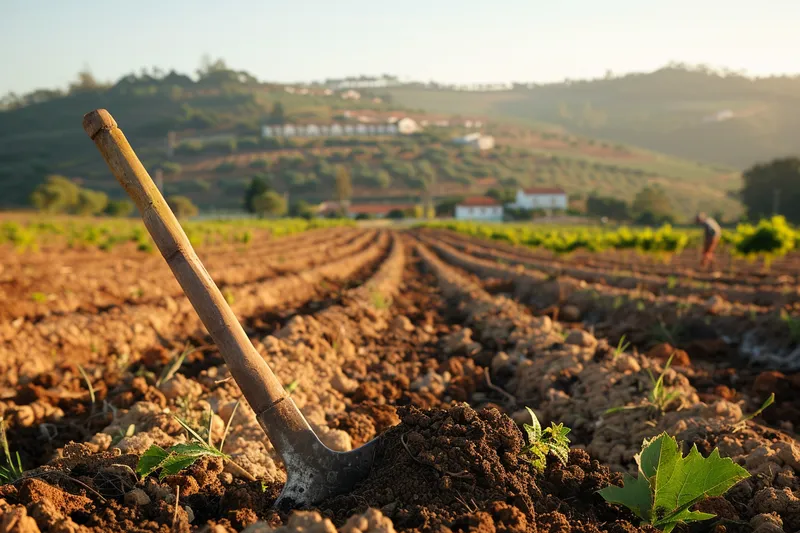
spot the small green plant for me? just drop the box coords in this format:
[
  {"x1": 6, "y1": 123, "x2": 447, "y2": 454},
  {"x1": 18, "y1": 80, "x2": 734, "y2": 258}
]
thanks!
[
  {"x1": 77, "y1": 364, "x2": 96, "y2": 405},
  {"x1": 599, "y1": 432, "x2": 749, "y2": 532},
  {"x1": 156, "y1": 344, "x2": 197, "y2": 387},
  {"x1": 31, "y1": 292, "x2": 47, "y2": 303},
  {"x1": 613, "y1": 335, "x2": 631, "y2": 360},
  {"x1": 738, "y1": 393, "x2": 775, "y2": 424},
  {"x1": 520, "y1": 407, "x2": 571, "y2": 471},
  {"x1": 370, "y1": 290, "x2": 390, "y2": 310},
  {"x1": 666, "y1": 276, "x2": 677, "y2": 290},
  {"x1": 0, "y1": 419, "x2": 24, "y2": 483},
  {"x1": 137, "y1": 401, "x2": 243, "y2": 481},
  {"x1": 284, "y1": 379, "x2": 300, "y2": 395},
  {"x1": 111, "y1": 424, "x2": 136, "y2": 446},
  {"x1": 606, "y1": 354, "x2": 682, "y2": 415}
]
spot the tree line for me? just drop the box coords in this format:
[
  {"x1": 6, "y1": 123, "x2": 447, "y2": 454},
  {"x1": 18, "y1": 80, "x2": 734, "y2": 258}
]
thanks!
[{"x1": 29, "y1": 175, "x2": 200, "y2": 219}]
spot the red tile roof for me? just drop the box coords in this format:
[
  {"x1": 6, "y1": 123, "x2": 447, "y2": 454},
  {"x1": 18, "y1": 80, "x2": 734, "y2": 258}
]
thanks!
[
  {"x1": 521, "y1": 187, "x2": 566, "y2": 195},
  {"x1": 458, "y1": 196, "x2": 500, "y2": 207}
]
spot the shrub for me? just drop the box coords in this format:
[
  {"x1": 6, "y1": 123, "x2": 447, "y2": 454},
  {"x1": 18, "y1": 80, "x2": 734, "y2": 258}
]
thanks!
[
  {"x1": 252, "y1": 191, "x2": 287, "y2": 218},
  {"x1": 248, "y1": 159, "x2": 269, "y2": 169},
  {"x1": 214, "y1": 161, "x2": 237, "y2": 173},
  {"x1": 166, "y1": 195, "x2": 199, "y2": 219},
  {"x1": 105, "y1": 200, "x2": 135, "y2": 217}
]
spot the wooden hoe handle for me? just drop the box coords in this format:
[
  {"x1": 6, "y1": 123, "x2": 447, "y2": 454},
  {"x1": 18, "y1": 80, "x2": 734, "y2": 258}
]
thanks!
[{"x1": 82, "y1": 109, "x2": 308, "y2": 437}]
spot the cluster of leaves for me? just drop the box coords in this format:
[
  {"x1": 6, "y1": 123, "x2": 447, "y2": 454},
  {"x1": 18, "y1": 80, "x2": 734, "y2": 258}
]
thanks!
[
  {"x1": 606, "y1": 354, "x2": 682, "y2": 415},
  {"x1": 731, "y1": 216, "x2": 797, "y2": 260},
  {"x1": 137, "y1": 404, "x2": 238, "y2": 481},
  {"x1": 520, "y1": 407, "x2": 571, "y2": 471},
  {"x1": 599, "y1": 432, "x2": 749, "y2": 532}
]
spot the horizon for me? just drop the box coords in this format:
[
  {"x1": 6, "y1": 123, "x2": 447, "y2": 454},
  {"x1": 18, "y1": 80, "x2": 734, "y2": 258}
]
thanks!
[{"x1": 2, "y1": 0, "x2": 799, "y2": 95}]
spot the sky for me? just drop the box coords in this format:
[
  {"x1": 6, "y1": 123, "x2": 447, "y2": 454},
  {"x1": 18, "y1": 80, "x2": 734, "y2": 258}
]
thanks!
[{"x1": 1, "y1": 0, "x2": 798, "y2": 95}]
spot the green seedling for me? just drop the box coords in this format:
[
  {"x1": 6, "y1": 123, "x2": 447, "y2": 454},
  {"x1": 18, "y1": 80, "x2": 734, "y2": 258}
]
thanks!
[
  {"x1": 599, "y1": 432, "x2": 749, "y2": 532},
  {"x1": 137, "y1": 401, "x2": 250, "y2": 481},
  {"x1": 370, "y1": 290, "x2": 390, "y2": 310},
  {"x1": 606, "y1": 354, "x2": 682, "y2": 415},
  {"x1": 77, "y1": 364, "x2": 96, "y2": 405},
  {"x1": 111, "y1": 424, "x2": 137, "y2": 446},
  {"x1": 0, "y1": 419, "x2": 24, "y2": 483},
  {"x1": 738, "y1": 393, "x2": 775, "y2": 424},
  {"x1": 613, "y1": 335, "x2": 631, "y2": 360},
  {"x1": 666, "y1": 276, "x2": 677, "y2": 290},
  {"x1": 31, "y1": 292, "x2": 47, "y2": 303},
  {"x1": 520, "y1": 407, "x2": 571, "y2": 472},
  {"x1": 285, "y1": 380, "x2": 300, "y2": 395},
  {"x1": 156, "y1": 344, "x2": 198, "y2": 387}
]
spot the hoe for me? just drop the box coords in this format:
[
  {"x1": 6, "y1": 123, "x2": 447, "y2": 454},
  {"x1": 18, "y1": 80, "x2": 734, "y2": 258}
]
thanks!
[{"x1": 82, "y1": 109, "x2": 378, "y2": 511}]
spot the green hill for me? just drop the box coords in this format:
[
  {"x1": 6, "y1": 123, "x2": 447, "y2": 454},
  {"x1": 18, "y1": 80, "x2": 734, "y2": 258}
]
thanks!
[
  {"x1": 0, "y1": 64, "x2": 744, "y2": 219},
  {"x1": 387, "y1": 65, "x2": 800, "y2": 169}
]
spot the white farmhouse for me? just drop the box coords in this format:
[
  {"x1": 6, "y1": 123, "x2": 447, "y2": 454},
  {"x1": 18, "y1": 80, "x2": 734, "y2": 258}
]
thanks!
[
  {"x1": 455, "y1": 197, "x2": 504, "y2": 221},
  {"x1": 452, "y1": 132, "x2": 495, "y2": 150},
  {"x1": 512, "y1": 188, "x2": 568, "y2": 210},
  {"x1": 396, "y1": 117, "x2": 421, "y2": 135}
]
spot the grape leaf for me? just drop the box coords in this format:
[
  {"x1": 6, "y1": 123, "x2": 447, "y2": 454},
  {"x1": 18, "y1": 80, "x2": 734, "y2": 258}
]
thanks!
[
  {"x1": 652, "y1": 444, "x2": 749, "y2": 528},
  {"x1": 158, "y1": 454, "x2": 200, "y2": 480},
  {"x1": 523, "y1": 407, "x2": 542, "y2": 443},
  {"x1": 598, "y1": 470, "x2": 653, "y2": 521},
  {"x1": 169, "y1": 442, "x2": 227, "y2": 459},
  {"x1": 136, "y1": 442, "x2": 229, "y2": 480},
  {"x1": 136, "y1": 445, "x2": 169, "y2": 477},
  {"x1": 599, "y1": 433, "x2": 750, "y2": 531}
]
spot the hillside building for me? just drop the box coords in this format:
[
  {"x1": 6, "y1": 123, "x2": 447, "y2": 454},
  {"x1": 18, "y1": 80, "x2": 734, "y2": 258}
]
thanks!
[
  {"x1": 511, "y1": 187, "x2": 568, "y2": 210},
  {"x1": 455, "y1": 197, "x2": 503, "y2": 221},
  {"x1": 396, "y1": 117, "x2": 421, "y2": 135},
  {"x1": 452, "y1": 132, "x2": 495, "y2": 150},
  {"x1": 261, "y1": 117, "x2": 420, "y2": 138}
]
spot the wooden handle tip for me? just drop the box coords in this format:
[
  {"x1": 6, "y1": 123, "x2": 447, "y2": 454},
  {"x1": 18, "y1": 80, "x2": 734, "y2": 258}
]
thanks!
[{"x1": 83, "y1": 109, "x2": 117, "y2": 139}]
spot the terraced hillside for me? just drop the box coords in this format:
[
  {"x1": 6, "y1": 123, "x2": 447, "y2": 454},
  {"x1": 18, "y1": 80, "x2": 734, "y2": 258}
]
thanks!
[{"x1": 0, "y1": 65, "x2": 744, "y2": 218}]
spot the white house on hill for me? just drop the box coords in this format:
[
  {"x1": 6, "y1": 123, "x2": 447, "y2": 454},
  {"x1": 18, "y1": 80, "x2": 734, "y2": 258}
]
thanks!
[
  {"x1": 455, "y1": 197, "x2": 503, "y2": 221},
  {"x1": 452, "y1": 132, "x2": 495, "y2": 150},
  {"x1": 512, "y1": 187, "x2": 568, "y2": 210},
  {"x1": 396, "y1": 117, "x2": 421, "y2": 135},
  {"x1": 262, "y1": 117, "x2": 419, "y2": 139}
]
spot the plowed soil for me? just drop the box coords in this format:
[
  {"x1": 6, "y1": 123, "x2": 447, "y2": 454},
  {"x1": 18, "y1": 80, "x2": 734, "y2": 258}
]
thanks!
[{"x1": 1, "y1": 228, "x2": 798, "y2": 533}]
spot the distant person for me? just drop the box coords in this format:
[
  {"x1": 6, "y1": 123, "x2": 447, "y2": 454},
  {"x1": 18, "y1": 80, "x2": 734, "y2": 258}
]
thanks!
[{"x1": 696, "y1": 213, "x2": 721, "y2": 268}]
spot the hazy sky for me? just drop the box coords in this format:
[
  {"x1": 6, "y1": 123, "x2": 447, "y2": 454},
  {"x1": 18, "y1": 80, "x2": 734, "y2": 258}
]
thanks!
[{"x1": 2, "y1": 0, "x2": 798, "y2": 94}]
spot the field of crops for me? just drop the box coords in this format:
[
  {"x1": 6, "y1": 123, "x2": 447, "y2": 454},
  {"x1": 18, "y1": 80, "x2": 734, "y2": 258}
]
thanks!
[
  {"x1": 422, "y1": 217, "x2": 800, "y2": 260},
  {"x1": 1, "y1": 219, "x2": 799, "y2": 533}
]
